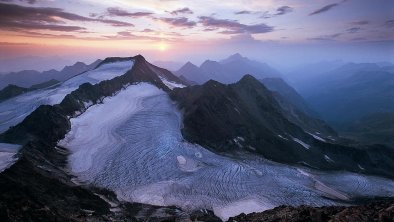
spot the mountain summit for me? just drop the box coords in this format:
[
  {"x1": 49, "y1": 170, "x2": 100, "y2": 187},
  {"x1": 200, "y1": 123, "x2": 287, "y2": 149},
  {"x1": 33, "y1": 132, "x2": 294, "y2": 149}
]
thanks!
[
  {"x1": 176, "y1": 54, "x2": 281, "y2": 84},
  {"x1": 220, "y1": 53, "x2": 247, "y2": 64}
]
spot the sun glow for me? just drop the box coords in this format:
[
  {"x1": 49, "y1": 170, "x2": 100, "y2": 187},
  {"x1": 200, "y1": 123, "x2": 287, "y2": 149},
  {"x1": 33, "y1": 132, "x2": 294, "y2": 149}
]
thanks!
[{"x1": 158, "y1": 42, "x2": 169, "y2": 51}]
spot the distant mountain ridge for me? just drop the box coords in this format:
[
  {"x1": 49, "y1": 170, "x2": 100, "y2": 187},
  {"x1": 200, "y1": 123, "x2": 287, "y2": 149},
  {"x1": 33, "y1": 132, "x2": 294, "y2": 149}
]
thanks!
[
  {"x1": 0, "y1": 59, "x2": 102, "y2": 90},
  {"x1": 287, "y1": 61, "x2": 394, "y2": 149},
  {"x1": 299, "y1": 63, "x2": 394, "y2": 125},
  {"x1": 176, "y1": 53, "x2": 281, "y2": 84}
]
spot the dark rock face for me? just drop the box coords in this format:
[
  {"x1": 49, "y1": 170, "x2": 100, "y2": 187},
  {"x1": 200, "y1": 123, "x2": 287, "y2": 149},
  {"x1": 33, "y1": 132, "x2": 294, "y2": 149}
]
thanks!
[
  {"x1": 0, "y1": 55, "x2": 213, "y2": 222},
  {"x1": 0, "y1": 79, "x2": 60, "y2": 103},
  {"x1": 170, "y1": 75, "x2": 394, "y2": 178},
  {"x1": 259, "y1": 78, "x2": 337, "y2": 138},
  {"x1": 0, "y1": 142, "x2": 111, "y2": 222},
  {"x1": 0, "y1": 105, "x2": 70, "y2": 145},
  {"x1": 227, "y1": 200, "x2": 394, "y2": 222},
  {"x1": 0, "y1": 84, "x2": 29, "y2": 102}
]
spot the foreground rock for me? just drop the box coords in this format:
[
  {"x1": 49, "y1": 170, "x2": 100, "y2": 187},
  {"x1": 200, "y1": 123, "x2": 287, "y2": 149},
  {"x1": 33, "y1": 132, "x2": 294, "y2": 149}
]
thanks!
[{"x1": 228, "y1": 200, "x2": 394, "y2": 222}]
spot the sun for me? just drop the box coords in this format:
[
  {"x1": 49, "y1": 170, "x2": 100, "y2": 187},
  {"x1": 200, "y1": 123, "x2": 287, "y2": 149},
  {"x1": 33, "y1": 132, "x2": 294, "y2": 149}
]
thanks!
[{"x1": 158, "y1": 42, "x2": 168, "y2": 51}]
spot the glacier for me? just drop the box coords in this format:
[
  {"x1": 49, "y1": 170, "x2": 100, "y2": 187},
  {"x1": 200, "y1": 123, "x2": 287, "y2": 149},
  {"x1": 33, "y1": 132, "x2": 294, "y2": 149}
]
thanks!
[
  {"x1": 0, "y1": 60, "x2": 134, "y2": 133},
  {"x1": 59, "y1": 83, "x2": 394, "y2": 221}
]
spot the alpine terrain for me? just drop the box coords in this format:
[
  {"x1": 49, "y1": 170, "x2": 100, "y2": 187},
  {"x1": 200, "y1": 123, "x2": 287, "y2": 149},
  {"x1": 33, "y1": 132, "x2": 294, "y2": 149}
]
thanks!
[{"x1": 0, "y1": 55, "x2": 393, "y2": 221}]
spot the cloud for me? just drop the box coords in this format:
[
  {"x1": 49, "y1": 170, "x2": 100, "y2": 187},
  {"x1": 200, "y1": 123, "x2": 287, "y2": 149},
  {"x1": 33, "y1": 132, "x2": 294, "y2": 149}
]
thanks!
[
  {"x1": 0, "y1": 0, "x2": 36, "y2": 4},
  {"x1": 106, "y1": 7, "x2": 154, "y2": 18},
  {"x1": 141, "y1": 28, "x2": 154, "y2": 32},
  {"x1": 351, "y1": 37, "x2": 367, "y2": 41},
  {"x1": 309, "y1": 3, "x2": 339, "y2": 16},
  {"x1": 158, "y1": 17, "x2": 196, "y2": 27},
  {"x1": 385, "y1": 20, "x2": 394, "y2": 28},
  {"x1": 23, "y1": 0, "x2": 36, "y2": 3},
  {"x1": 234, "y1": 10, "x2": 252, "y2": 15},
  {"x1": 103, "y1": 31, "x2": 176, "y2": 42},
  {"x1": 15, "y1": 30, "x2": 81, "y2": 39},
  {"x1": 170, "y1": 7, "x2": 193, "y2": 15},
  {"x1": 0, "y1": 2, "x2": 134, "y2": 33},
  {"x1": 198, "y1": 16, "x2": 273, "y2": 34},
  {"x1": 346, "y1": 27, "x2": 361, "y2": 33},
  {"x1": 259, "y1": 6, "x2": 293, "y2": 19},
  {"x1": 308, "y1": 33, "x2": 342, "y2": 41},
  {"x1": 260, "y1": 11, "x2": 272, "y2": 19},
  {"x1": 274, "y1": 6, "x2": 293, "y2": 16},
  {"x1": 351, "y1": 20, "x2": 369, "y2": 25},
  {"x1": 99, "y1": 19, "x2": 134, "y2": 27}
]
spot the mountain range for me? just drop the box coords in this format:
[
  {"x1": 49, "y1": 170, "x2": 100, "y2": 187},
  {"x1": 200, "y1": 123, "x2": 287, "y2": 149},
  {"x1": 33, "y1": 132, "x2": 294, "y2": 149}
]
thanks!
[
  {"x1": 291, "y1": 62, "x2": 394, "y2": 147},
  {"x1": 0, "y1": 59, "x2": 102, "y2": 90},
  {"x1": 0, "y1": 55, "x2": 393, "y2": 221},
  {"x1": 175, "y1": 53, "x2": 281, "y2": 84}
]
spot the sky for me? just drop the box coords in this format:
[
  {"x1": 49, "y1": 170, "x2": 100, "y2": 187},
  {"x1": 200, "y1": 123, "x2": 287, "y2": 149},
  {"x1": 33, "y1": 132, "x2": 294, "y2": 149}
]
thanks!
[{"x1": 0, "y1": 0, "x2": 393, "y2": 72}]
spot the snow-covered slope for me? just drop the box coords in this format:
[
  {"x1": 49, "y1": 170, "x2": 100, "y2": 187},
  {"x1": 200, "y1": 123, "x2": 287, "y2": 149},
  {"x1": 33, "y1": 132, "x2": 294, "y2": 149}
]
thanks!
[
  {"x1": 59, "y1": 83, "x2": 394, "y2": 221},
  {"x1": 0, "y1": 60, "x2": 134, "y2": 133},
  {"x1": 0, "y1": 143, "x2": 20, "y2": 173}
]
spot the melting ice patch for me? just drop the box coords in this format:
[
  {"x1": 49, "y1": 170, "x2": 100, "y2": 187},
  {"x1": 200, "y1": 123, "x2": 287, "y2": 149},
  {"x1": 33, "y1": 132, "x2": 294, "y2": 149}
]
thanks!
[
  {"x1": 159, "y1": 77, "x2": 186, "y2": 90},
  {"x1": 0, "y1": 60, "x2": 134, "y2": 133},
  {"x1": 307, "y1": 132, "x2": 326, "y2": 142},
  {"x1": 324, "y1": 155, "x2": 335, "y2": 163},
  {"x1": 277, "y1": 134, "x2": 288, "y2": 140},
  {"x1": 293, "y1": 138, "x2": 311, "y2": 149},
  {"x1": 0, "y1": 143, "x2": 21, "y2": 173},
  {"x1": 60, "y1": 83, "x2": 394, "y2": 221}
]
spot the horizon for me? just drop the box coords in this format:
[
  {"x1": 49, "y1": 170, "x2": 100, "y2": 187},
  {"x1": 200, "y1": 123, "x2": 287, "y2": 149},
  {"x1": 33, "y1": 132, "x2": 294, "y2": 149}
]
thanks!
[{"x1": 0, "y1": 0, "x2": 393, "y2": 73}]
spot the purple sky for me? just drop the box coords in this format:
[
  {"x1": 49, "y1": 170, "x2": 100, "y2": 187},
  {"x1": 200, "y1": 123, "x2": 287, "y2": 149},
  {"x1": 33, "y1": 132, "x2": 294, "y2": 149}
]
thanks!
[{"x1": 0, "y1": 0, "x2": 393, "y2": 72}]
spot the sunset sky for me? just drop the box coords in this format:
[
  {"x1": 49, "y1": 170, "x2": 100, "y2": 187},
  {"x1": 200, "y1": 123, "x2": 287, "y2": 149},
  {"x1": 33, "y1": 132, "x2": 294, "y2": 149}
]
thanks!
[{"x1": 0, "y1": 0, "x2": 393, "y2": 72}]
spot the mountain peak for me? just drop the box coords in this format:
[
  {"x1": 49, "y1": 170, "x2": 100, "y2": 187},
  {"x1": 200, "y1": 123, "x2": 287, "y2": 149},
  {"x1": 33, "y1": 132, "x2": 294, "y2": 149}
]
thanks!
[
  {"x1": 184, "y1": 61, "x2": 197, "y2": 68},
  {"x1": 238, "y1": 74, "x2": 259, "y2": 83},
  {"x1": 177, "y1": 61, "x2": 199, "y2": 73},
  {"x1": 220, "y1": 53, "x2": 247, "y2": 64},
  {"x1": 200, "y1": 59, "x2": 220, "y2": 68},
  {"x1": 229, "y1": 53, "x2": 244, "y2": 59}
]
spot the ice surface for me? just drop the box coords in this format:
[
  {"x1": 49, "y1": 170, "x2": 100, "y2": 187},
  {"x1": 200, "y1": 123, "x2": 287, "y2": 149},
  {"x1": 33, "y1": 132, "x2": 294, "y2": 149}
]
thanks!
[
  {"x1": 0, "y1": 143, "x2": 21, "y2": 173},
  {"x1": 324, "y1": 154, "x2": 335, "y2": 163},
  {"x1": 307, "y1": 132, "x2": 327, "y2": 142},
  {"x1": 0, "y1": 60, "x2": 134, "y2": 133},
  {"x1": 293, "y1": 138, "x2": 311, "y2": 149},
  {"x1": 277, "y1": 134, "x2": 288, "y2": 140},
  {"x1": 60, "y1": 83, "x2": 394, "y2": 221},
  {"x1": 159, "y1": 77, "x2": 186, "y2": 90}
]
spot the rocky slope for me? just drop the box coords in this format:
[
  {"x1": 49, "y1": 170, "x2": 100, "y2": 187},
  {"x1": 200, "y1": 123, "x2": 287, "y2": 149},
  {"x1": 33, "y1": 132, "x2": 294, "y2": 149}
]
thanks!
[
  {"x1": 228, "y1": 200, "x2": 394, "y2": 222},
  {"x1": 261, "y1": 78, "x2": 336, "y2": 138},
  {"x1": 170, "y1": 75, "x2": 394, "y2": 178}
]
